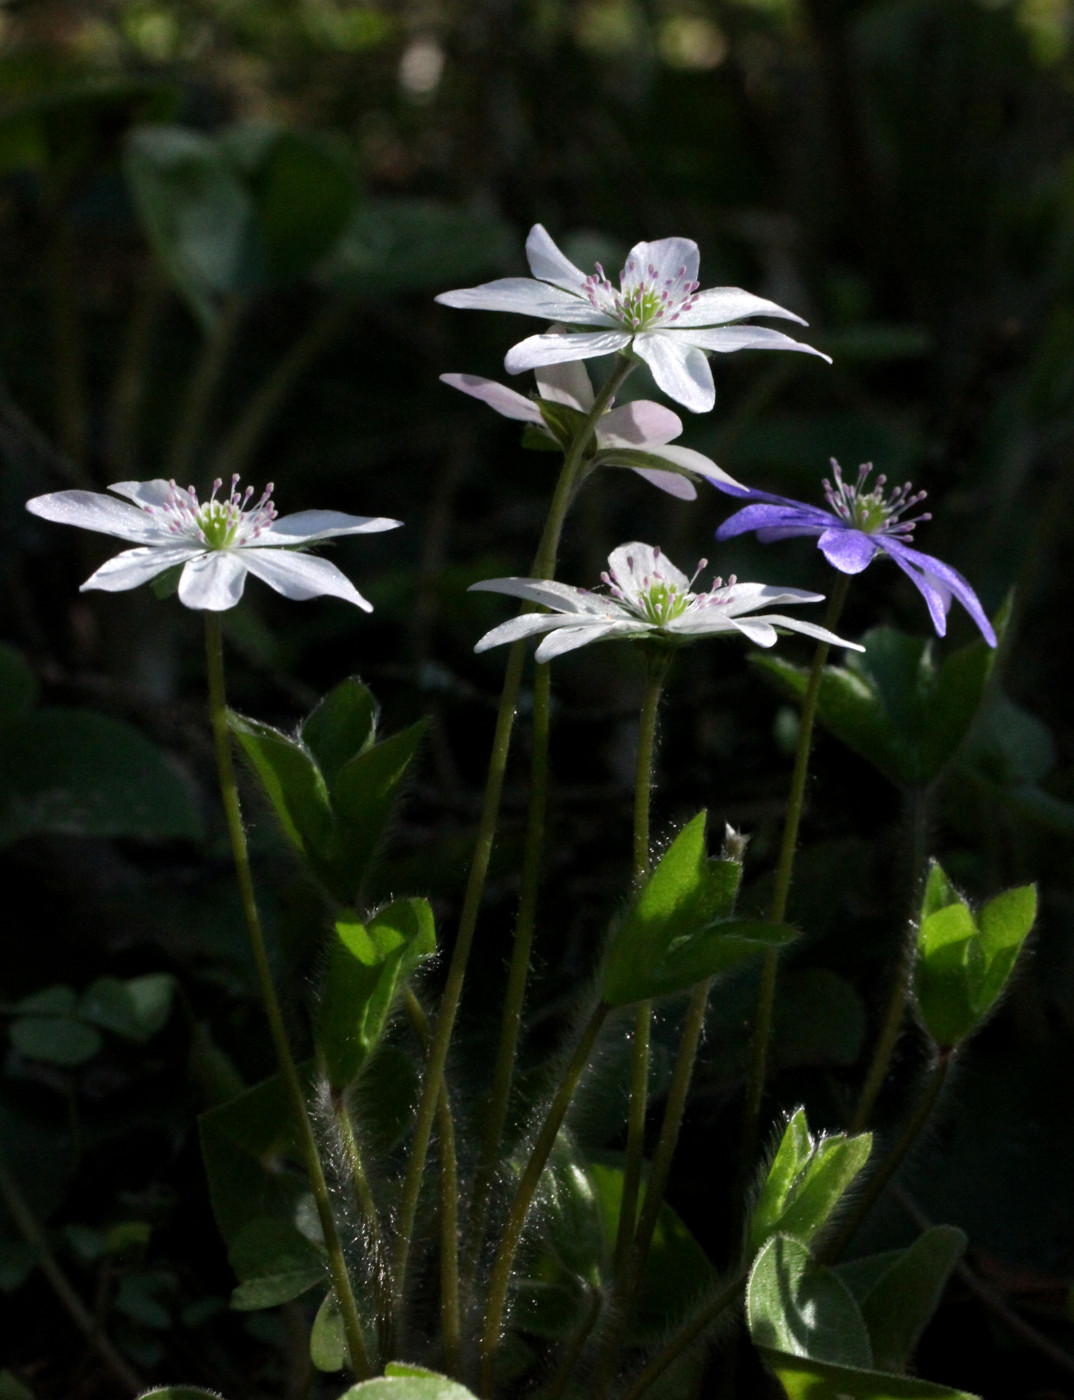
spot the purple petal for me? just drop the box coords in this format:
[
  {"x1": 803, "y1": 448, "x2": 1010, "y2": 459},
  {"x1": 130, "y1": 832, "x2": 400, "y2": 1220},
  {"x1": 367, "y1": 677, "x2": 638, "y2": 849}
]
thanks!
[
  {"x1": 716, "y1": 502, "x2": 828, "y2": 541},
  {"x1": 817, "y1": 527, "x2": 878, "y2": 575},
  {"x1": 882, "y1": 540, "x2": 996, "y2": 646}
]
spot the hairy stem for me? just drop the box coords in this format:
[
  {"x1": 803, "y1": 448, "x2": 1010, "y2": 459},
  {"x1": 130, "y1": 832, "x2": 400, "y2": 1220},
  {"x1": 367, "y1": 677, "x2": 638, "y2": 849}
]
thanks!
[
  {"x1": 204, "y1": 614, "x2": 370, "y2": 1378},
  {"x1": 741, "y1": 572, "x2": 850, "y2": 1171},
  {"x1": 479, "y1": 1000, "x2": 610, "y2": 1395},
  {"x1": 620, "y1": 1272, "x2": 747, "y2": 1400},
  {"x1": 824, "y1": 1049, "x2": 952, "y2": 1263},
  {"x1": 0, "y1": 1147, "x2": 143, "y2": 1395},
  {"x1": 392, "y1": 358, "x2": 635, "y2": 1328},
  {"x1": 850, "y1": 785, "x2": 930, "y2": 1132}
]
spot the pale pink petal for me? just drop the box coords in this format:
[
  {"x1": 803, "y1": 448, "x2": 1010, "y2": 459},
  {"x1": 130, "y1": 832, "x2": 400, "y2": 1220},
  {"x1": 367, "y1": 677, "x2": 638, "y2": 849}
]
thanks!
[
  {"x1": 440, "y1": 373, "x2": 542, "y2": 423},
  {"x1": 535, "y1": 360, "x2": 595, "y2": 410},
  {"x1": 470, "y1": 576, "x2": 617, "y2": 617},
  {"x1": 641, "y1": 444, "x2": 743, "y2": 490},
  {"x1": 630, "y1": 468, "x2": 697, "y2": 500},
  {"x1": 599, "y1": 400, "x2": 682, "y2": 446}
]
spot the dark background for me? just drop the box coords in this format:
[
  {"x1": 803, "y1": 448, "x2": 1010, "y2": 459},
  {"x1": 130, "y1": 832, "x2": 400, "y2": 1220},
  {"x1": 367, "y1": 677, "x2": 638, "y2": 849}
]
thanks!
[{"x1": 1, "y1": 1, "x2": 1073, "y2": 1396}]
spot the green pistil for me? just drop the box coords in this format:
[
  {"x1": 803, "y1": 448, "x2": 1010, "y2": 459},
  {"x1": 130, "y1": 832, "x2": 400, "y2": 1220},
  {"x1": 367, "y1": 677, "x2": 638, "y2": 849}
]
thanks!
[
  {"x1": 853, "y1": 493, "x2": 889, "y2": 533},
  {"x1": 640, "y1": 582, "x2": 690, "y2": 625},
  {"x1": 197, "y1": 503, "x2": 237, "y2": 549}
]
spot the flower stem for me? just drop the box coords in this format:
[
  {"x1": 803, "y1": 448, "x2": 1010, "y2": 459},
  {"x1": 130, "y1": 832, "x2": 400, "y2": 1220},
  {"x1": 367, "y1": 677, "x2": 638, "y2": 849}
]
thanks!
[
  {"x1": 823, "y1": 1049, "x2": 953, "y2": 1263},
  {"x1": 391, "y1": 358, "x2": 634, "y2": 1329},
  {"x1": 620, "y1": 1272, "x2": 747, "y2": 1400},
  {"x1": 0, "y1": 1146, "x2": 143, "y2": 1396},
  {"x1": 479, "y1": 1000, "x2": 609, "y2": 1396},
  {"x1": 203, "y1": 614, "x2": 370, "y2": 1379},
  {"x1": 850, "y1": 786, "x2": 930, "y2": 1132},
  {"x1": 740, "y1": 571, "x2": 850, "y2": 1174}
]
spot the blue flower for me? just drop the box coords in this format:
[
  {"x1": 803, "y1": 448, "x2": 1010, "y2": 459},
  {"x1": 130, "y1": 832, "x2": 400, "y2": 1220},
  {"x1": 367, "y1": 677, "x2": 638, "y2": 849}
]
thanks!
[{"x1": 714, "y1": 461, "x2": 996, "y2": 646}]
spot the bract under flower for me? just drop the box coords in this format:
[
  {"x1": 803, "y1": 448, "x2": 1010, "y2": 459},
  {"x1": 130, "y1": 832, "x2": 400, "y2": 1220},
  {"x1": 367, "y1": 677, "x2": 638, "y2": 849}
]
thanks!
[
  {"x1": 470, "y1": 542, "x2": 864, "y2": 662},
  {"x1": 436, "y1": 225, "x2": 829, "y2": 414},
  {"x1": 714, "y1": 460, "x2": 996, "y2": 646},
  {"x1": 25, "y1": 476, "x2": 401, "y2": 612},
  {"x1": 440, "y1": 360, "x2": 743, "y2": 499}
]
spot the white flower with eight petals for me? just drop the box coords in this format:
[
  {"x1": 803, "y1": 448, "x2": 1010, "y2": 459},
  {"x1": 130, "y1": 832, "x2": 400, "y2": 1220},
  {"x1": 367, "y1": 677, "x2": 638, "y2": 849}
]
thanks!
[
  {"x1": 471, "y1": 542, "x2": 864, "y2": 662},
  {"x1": 436, "y1": 225, "x2": 829, "y2": 414},
  {"x1": 441, "y1": 360, "x2": 743, "y2": 500},
  {"x1": 25, "y1": 476, "x2": 400, "y2": 612}
]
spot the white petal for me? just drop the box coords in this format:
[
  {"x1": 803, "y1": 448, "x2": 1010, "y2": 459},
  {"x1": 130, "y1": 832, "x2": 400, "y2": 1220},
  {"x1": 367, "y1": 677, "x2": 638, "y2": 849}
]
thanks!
[
  {"x1": 639, "y1": 443, "x2": 743, "y2": 490},
  {"x1": 239, "y1": 548, "x2": 372, "y2": 610},
  {"x1": 80, "y1": 544, "x2": 198, "y2": 593},
  {"x1": 470, "y1": 576, "x2": 617, "y2": 617},
  {"x1": 630, "y1": 468, "x2": 697, "y2": 500},
  {"x1": 473, "y1": 613, "x2": 586, "y2": 653},
  {"x1": 251, "y1": 511, "x2": 401, "y2": 547},
  {"x1": 729, "y1": 616, "x2": 779, "y2": 646},
  {"x1": 435, "y1": 277, "x2": 614, "y2": 325},
  {"x1": 607, "y1": 542, "x2": 691, "y2": 596},
  {"x1": 535, "y1": 359, "x2": 594, "y2": 410},
  {"x1": 26, "y1": 489, "x2": 162, "y2": 544},
  {"x1": 626, "y1": 237, "x2": 700, "y2": 288},
  {"x1": 108, "y1": 479, "x2": 176, "y2": 507},
  {"x1": 440, "y1": 373, "x2": 543, "y2": 423},
  {"x1": 673, "y1": 288, "x2": 807, "y2": 328},
  {"x1": 632, "y1": 334, "x2": 715, "y2": 413},
  {"x1": 599, "y1": 400, "x2": 682, "y2": 446},
  {"x1": 505, "y1": 329, "x2": 631, "y2": 373},
  {"x1": 178, "y1": 552, "x2": 249, "y2": 611},
  {"x1": 675, "y1": 325, "x2": 831, "y2": 362},
  {"x1": 525, "y1": 225, "x2": 589, "y2": 291},
  {"x1": 719, "y1": 583, "x2": 826, "y2": 615},
  {"x1": 751, "y1": 614, "x2": 865, "y2": 650},
  {"x1": 534, "y1": 620, "x2": 643, "y2": 660}
]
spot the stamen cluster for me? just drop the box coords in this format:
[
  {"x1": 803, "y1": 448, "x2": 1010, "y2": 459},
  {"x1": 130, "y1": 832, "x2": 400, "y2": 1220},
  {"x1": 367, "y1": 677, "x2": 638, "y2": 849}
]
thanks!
[
  {"x1": 602, "y1": 547, "x2": 736, "y2": 627},
  {"x1": 145, "y1": 475, "x2": 278, "y2": 550},
  {"x1": 822, "y1": 460, "x2": 930, "y2": 540},
  {"x1": 584, "y1": 258, "x2": 701, "y2": 332}
]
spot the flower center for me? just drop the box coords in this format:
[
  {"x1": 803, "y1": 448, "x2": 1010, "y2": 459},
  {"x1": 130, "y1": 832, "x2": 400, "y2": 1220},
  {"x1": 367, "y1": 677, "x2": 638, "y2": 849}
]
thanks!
[
  {"x1": 823, "y1": 460, "x2": 930, "y2": 539},
  {"x1": 145, "y1": 476, "x2": 278, "y2": 549},
  {"x1": 583, "y1": 258, "x2": 700, "y2": 332},
  {"x1": 602, "y1": 550, "x2": 734, "y2": 628}
]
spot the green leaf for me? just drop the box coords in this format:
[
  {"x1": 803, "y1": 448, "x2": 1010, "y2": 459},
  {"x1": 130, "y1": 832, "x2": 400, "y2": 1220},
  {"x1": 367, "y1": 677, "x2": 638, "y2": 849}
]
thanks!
[
  {"x1": 310, "y1": 1289, "x2": 347, "y2": 1372},
  {"x1": 914, "y1": 863, "x2": 1036, "y2": 1048},
  {"x1": 748, "y1": 1234, "x2": 872, "y2": 1368},
  {"x1": 0, "y1": 1369, "x2": 35, "y2": 1400},
  {"x1": 316, "y1": 898, "x2": 436, "y2": 1089},
  {"x1": 858, "y1": 1227, "x2": 966, "y2": 1374},
  {"x1": 134, "y1": 1390, "x2": 224, "y2": 1400},
  {"x1": 322, "y1": 721, "x2": 426, "y2": 904},
  {"x1": 602, "y1": 812, "x2": 791, "y2": 1004},
  {"x1": 0, "y1": 644, "x2": 37, "y2": 732},
  {"x1": 338, "y1": 1371, "x2": 480, "y2": 1400},
  {"x1": 78, "y1": 974, "x2": 174, "y2": 1041},
  {"x1": 759, "y1": 1349, "x2": 980, "y2": 1399},
  {"x1": 300, "y1": 678, "x2": 378, "y2": 788},
  {"x1": 749, "y1": 1108, "x2": 872, "y2": 1257},
  {"x1": 0, "y1": 709, "x2": 202, "y2": 845},
  {"x1": 14, "y1": 985, "x2": 77, "y2": 1015},
  {"x1": 228, "y1": 1216, "x2": 325, "y2": 1309},
  {"x1": 115, "y1": 1270, "x2": 174, "y2": 1328},
  {"x1": 754, "y1": 615, "x2": 1002, "y2": 790},
  {"x1": 227, "y1": 712, "x2": 333, "y2": 860},
  {"x1": 9, "y1": 1016, "x2": 101, "y2": 1066}
]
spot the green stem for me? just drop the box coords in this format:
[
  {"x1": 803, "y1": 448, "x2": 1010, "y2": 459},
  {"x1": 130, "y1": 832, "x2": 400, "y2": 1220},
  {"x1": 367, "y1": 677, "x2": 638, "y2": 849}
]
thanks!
[
  {"x1": 0, "y1": 1147, "x2": 143, "y2": 1396},
  {"x1": 741, "y1": 572, "x2": 850, "y2": 1171},
  {"x1": 203, "y1": 615, "x2": 370, "y2": 1378},
  {"x1": 479, "y1": 1000, "x2": 610, "y2": 1395},
  {"x1": 210, "y1": 298, "x2": 356, "y2": 482},
  {"x1": 333, "y1": 1096, "x2": 392, "y2": 1361},
  {"x1": 167, "y1": 297, "x2": 244, "y2": 483},
  {"x1": 612, "y1": 654, "x2": 670, "y2": 1288},
  {"x1": 823, "y1": 1050, "x2": 952, "y2": 1263},
  {"x1": 542, "y1": 1287, "x2": 604, "y2": 1400},
  {"x1": 467, "y1": 657, "x2": 552, "y2": 1277},
  {"x1": 850, "y1": 786, "x2": 930, "y2": 1132},
  {"x1": 620, "y1": 1272, "x2": 747, "y2": 1400},
  {"x1": 391, "y1": 357, "x2": 634, "y2": 1329}
]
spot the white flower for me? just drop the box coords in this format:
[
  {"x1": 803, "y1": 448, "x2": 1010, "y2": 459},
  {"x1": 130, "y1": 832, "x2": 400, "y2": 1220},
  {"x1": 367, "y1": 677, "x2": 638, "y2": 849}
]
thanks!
[
  {"x1": 436, "y1": 225, "x2": 829, "y2": 414},
  {"x1": 470, "y1": 542, "x2": 864, "y2": 662},
  {"x1": 440, "y1": 360, "x2": 743, "y2": 500},
  {"x1": 25, "y1": 476, "x2": 401, "y2": 612}
]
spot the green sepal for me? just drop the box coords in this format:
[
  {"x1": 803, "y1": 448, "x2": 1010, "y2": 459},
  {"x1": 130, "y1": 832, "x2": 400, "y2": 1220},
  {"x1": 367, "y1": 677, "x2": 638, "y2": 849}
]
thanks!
[
  {"x1": 753, "y1": 608, "x2": 1006, "y2": 790},
  {"x1": 536, "y1": 398, "x2": 590, "y2": 451},
  {"x1": 914, "y1": 862, "x2": 1036, "y2": 1048},
  {"x1": 748, "y1": 1234, "x2": 872, "y2": 1368},
  {"x1": 748, "y1": 1107, "x2": 872, "y2": 1257},
  {"x1": 602, "y1": 812, "x2": 794, "y2": 1005},
  {"x1": 521, "y1": 424, "x2": 560, "y2": 452},
  {"x1": 316, "y1": 898, "x2": 436, "y2": 1090}
]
